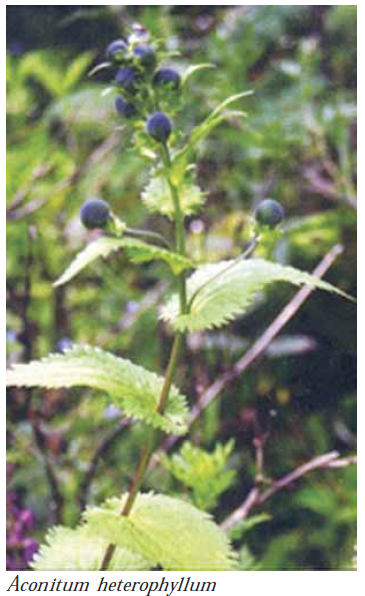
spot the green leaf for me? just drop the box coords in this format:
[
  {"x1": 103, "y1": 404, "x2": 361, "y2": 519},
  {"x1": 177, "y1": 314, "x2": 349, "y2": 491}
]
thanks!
[
  {"x1": 228, "y1": 514, "x2": 271, "y2": 541},
  {"x1": 171, "y1": 91, "x2": 252, "y2": 185},
  {"x1": 141, "y1": 175, "x2": 206, "y2": 219},
  {"x1": 6, "y1": 344, "x2": 188, "y2": 435},
  {"x1": 19, "y1": 51, "x2": 62, "y2": 97},
  {"x1": 54, "y1": 237, "x2": 122, "y2": 286},
  {"x1": 31, "y1": 525, "x2": 151, "y2": 571},
  {"x1": 122, "y1": 238, "x2": 194, "y2": 274},
  {"x1": 162, "y1": 440, "x2": 236, "y2": 511},
  {"x1": 186, "y1": 110, "x2": 248, "y2": 154},
  {"x1": 161, "y1": 258, "x2": 353, "y2": 332},
  {"x1": 84, "y1": 492, "x2": 236, "y2": 570},
  {"x1": 54, "y1": 236, "x2": 194, "y2": 286},
  {"x1": 181, "y1": 63, "x2": 216, "y2": 86},
  {"x1": 236, "y1": 545, "x2": 261, "y2": 571},
  {"x1": 63, "y1": 52, "x2": 94, "y2": 92},
  {"x1": 18, "y1": 51, "x2": 93, "y2": 98},
  {"x1": 207, "y1": 90, "x2": 253, "y2": 121}
]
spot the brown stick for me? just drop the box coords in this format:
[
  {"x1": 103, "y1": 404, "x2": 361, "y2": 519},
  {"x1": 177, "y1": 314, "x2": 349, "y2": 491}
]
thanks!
[{"x1": 220, "y1": 451, "x2": 356, "y2": 532}]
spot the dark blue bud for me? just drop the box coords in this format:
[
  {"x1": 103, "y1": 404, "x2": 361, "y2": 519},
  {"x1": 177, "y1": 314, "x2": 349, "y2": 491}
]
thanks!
[
  {"x1": 115, "y1": 96, "x2": 137, "y2": 118},
  {"x1": 255, "y1": 199, "x2": 285, "y2": 228},
  {"x1": 107, "y1": 39, "x2": 128, "y2": 63},
  {"x1": 133, "y1": 45, "x2": 157, "y2": 71},
  {"x1": 80, "y1": 198, "x2": 111, "y2": 230},
  {"x1": 146, "y1": 112, "x2": 172, "y2": 143},
  {"x1": 153, "y1": 68, "x2": 180, "y2": 90},
  {"x1": 115, "y1": 67, "x2": 142, "y2": 94}
]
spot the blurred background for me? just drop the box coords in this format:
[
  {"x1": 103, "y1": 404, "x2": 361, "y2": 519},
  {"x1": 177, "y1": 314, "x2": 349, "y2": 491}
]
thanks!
[{"x1": 7, "y1": 5, "x2": 356, "y2": 570}]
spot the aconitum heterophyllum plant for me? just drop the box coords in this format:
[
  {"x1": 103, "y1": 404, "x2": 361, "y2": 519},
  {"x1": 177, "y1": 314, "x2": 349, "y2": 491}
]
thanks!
[{"x1": 6, "y1": 26, "x2": 353, "y2": 571}]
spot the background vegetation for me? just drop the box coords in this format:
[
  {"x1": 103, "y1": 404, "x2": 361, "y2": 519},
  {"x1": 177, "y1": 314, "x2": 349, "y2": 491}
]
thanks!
[{"x1": 7, "y1": 5, "x2": 356, "y2": 571}]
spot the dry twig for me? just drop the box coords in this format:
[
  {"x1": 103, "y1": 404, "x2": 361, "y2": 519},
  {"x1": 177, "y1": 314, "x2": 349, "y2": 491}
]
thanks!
[{"x1": 220, "y1": 451, "x2": 357, "y2": 532}]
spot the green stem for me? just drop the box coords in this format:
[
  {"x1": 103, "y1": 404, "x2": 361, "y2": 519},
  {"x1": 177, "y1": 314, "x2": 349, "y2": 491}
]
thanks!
[
  {"x1": 99, "y1": 334, "x2": 183, "y2": 570},
  {"x1": 122, "y1": 333, "x2": 182, "y2": 513},
  {"x1": 99, "y1": 142, "x2": 188, "y2": 571},
  {"x1": 161, "y1": 143, "x2": 187, "y2": 314},
  {"x1": 124, "y1": 227, "x2": 172, "y2": 250}
]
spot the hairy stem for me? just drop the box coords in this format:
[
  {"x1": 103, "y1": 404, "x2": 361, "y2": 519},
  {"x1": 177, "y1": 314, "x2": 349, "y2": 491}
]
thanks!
[
  {"x1": 100, "y1": 144, "x2": 187, "y2": 571},
  {"x1": 161, "y1": 143, "x2": 187, "y2": 314}
]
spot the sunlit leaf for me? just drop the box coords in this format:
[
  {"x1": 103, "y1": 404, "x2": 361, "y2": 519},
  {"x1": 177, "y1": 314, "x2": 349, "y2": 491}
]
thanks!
[
  {"x1": 54, "y1": 236, "x2": 194, "y2": 286},
  {"x1": 6, "y1": 344, "x2": 188, "y2": 435},
  {"x1": 161, "y1": 258, "x2": 353, "y2": 332},
  {"x1": 31, "y1": 526, "x2": 151, "y2": 571},
  {"x1": 142, "y1": 175, "x2": 206, "y2": 219},
  {"x1": 85, "y1": 493, "x2": 236, "y2": 570}
]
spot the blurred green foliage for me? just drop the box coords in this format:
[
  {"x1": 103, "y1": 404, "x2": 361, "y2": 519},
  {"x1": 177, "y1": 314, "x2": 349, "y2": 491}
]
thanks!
[
  {"x1": 161, "y1": 440, "x2": 236, "y2": 511},
  {"x1": 7, "y1": 6, "x2": 356, "y2": 570}
]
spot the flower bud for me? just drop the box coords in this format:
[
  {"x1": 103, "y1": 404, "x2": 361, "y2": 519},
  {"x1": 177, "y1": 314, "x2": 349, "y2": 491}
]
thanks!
[
  {"x1": 153, "y1": 67, "x2": 180, "y2": 90},
  {"x1": 106, "y1": 39, "x2": 128, "y2": 63},
  {"x1": 255, "y1": 199, "x2": 285, "y2": 228},
  {"x1": 115, "y1": 96, "x2": 137, "y2": 118},
  {"x1": 115, "y1": 67, "x2": 141, "y2": 95},
  {"x1": 80, "y1": 199, "x2": 111, "y2": 230},
  {"x1": 146, "y1": 112, "x2": 172, "y2": 143},
  {"x1": 133, "y1": 45, "x2": 157, "y2": 71}
]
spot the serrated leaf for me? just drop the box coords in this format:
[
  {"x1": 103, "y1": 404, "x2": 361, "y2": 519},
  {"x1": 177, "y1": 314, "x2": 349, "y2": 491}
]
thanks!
[
  {"x1": 181, "y1": 63, "x2": 216, "y2": 86},
  {"x1": 54, "y1": 236, "x2": 194, "y2": 286},
  {"x1": 31, "y1": 525, "x2": 151, "y2": 571},
  {"x1": 142, "y1": 175, "x2": 206, "y2": 219},
  {"x1": 6, "y1": 345, "x2": 188, "y2": 435},
  {"x1": 161, "y1": 258, "x2": 353, "y2": 332},
  {"x1": 84, "y1": 493, "x2": 236, "y2": 570},
  {"x1": 162, "y1": 440, "x2": 236, "y2": 511}
]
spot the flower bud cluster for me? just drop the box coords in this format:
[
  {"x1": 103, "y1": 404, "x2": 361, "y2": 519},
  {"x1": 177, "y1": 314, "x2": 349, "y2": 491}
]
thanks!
[{"x1": 103, "y1": 26, "x2": 181, "y2": 143}]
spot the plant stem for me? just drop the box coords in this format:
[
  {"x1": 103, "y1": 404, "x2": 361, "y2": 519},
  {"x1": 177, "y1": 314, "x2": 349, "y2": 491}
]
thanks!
[
  {"x1": 99, "y1": 430, "x2": 157, "y2": 569},
  {"x1": 100, "y1": 334, "x2": 183, "y2": 570},
  {"x1": 161, "y1": 143, "x2": 187, "y2": 314},
  {"x1": 124, "y1": 227, "x2": 172, "y2": 249},
  {"x1": 100, "y1": 143, "x2": 187, "y2": 571}
]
